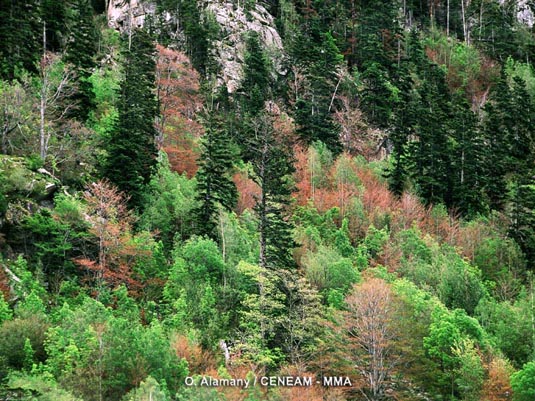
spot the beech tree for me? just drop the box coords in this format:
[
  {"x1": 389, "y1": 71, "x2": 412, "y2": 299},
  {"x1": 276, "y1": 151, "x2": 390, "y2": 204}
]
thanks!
[
  {"x1": 75, "y1": 181, "x2": 143, "y2": 298},
  {"x1": 345, "y1": 278, "x2": 397, "y2": 400}
]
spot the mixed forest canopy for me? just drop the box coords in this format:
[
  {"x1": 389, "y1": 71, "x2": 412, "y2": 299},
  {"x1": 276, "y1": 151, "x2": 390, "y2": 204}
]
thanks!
[{"x1": 1, "y1": 0, "x2": 535, "y2": 400}]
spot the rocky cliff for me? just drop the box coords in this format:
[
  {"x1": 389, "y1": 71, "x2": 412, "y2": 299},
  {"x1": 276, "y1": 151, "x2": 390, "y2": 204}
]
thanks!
[{"x1": 107, "y1": 0, "x2": 285, "y2": 92}]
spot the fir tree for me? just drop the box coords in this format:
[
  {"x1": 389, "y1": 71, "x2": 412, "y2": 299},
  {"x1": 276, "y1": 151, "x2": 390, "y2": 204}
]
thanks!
[
  {"x1": 480, "y1": 77, "x2": 510, "y2": 211},
  {"x1": 450, "y1": 94, "x2": 487, "y2": 216},
  {"x1": 194, "y1": 114, "x2": 238, "y2": 239},
  {"x1": 64, "y1": 0, "x2": 98, "y2": 120},
  {"x1": 247, "y1": 115, "x2": 296, "y2": 271},
  {"x1": 292, "y1": 31, "x2": 343, "y2": 154},
  {"x1": 0, "y1": 0, "x2": 42, "y2": 79},
  {"x1": 240, "y1": 32, "x2": 271, "y2": 117},
  {"x1": 41, "y1": 0, "x2": 67, "y2": 52},
  {"x1": 103, "y1": 29, "x2": 158, "y2": 209}
]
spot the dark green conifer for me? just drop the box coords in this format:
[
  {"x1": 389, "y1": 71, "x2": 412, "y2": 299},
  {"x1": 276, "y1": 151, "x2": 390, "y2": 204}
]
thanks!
[
  {"x1": 194, "y1": 115, "x2": 238, "y2": 239},
  {"x1": 64, "y1": 0, "x2": 98, "y2": 120},
  {"x1": 240, "y1": 32, "x2": 271, "y2": 117},
  {"x1": 292, "y1": 31, "x2": 343, "y2": 154},
  {"x1": 103, "y1": 29, "x2": 158, "y2": 209},
  {"x1": 248, "y1": 115, "x2": 296, "y2": 271},
  {"x1": 0, "y1": 0, "x2": 42, "y2": 79},
  {"x1": 450, "y1": 94, "x2": 487, "y2": 216},
  {"x1": 41, "y1": 0, "x2": 67, "y2": 52}
]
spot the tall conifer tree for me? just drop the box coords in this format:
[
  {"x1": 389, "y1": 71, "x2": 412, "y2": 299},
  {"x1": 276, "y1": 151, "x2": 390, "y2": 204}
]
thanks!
[
  {"x1": 64, "y1": 0, "x2": 97, "y2": 120},
  {"x1": 0, "y1": 0, "x2": 42, "y2": 79},
  {"x1": 103, "y1": 29, "x2": 158, "y2": 209},
  {"x1": 194, "y1": 114, "x2": 238, "y2": 239}
]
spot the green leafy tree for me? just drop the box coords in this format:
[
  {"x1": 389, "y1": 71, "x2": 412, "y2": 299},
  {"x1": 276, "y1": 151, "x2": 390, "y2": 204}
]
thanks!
[
  {"x1": 140, "y1": 152, "x2": 198, "y2": 248},
  {"x1": 511, "y1": 361, "x2": 535, "y2": 401}
]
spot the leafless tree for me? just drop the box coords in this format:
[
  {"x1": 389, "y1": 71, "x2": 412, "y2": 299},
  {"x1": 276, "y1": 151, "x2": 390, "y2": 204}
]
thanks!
[{"x1": 345, "y1": 278, "x2": 397, "y2": 400}]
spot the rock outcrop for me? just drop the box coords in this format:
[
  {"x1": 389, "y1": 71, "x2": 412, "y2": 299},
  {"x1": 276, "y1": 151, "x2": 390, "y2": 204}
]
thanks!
[
  {"x1": 205, "y1": 2, "x2": 284, "y2": 93},
  {"x1": 108, "y1": 0, "x2": 157, "y2": 32},
  {"x1": 107, "y1": 0, "x2": 285, "y2": 93}
]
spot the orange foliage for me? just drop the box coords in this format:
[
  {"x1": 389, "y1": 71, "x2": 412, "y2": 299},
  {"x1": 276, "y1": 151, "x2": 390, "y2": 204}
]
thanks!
[
  {"x1": 357, "y1": 167, "x2": 394, "y2": 223},
  {"x1": 277, "y1": 365, "x2": 327, "y2": 401},
  {"x1": 171, "y1": 335, "x2": 216, "y2": 374},
  {"x1": 233, "y1": 172, "x2": 261, "y2": 214},
  {"x1": 292, "y1": 144, "x2": 512, "y2": 272},
  {"x1": 156, "y1": 45, "x2": 203, "y2": 177},
  {"x1": 482, "y1": 357, "x2": 513, "y2": 401},
  {"x1": 0, "y1": 267, "x2": 9, "y2": 301},
  {"x1": 293, "y1": 145, "x2": 312, "y2": 205},
  {"x1": 75, "y1": 181, "x2": 146, "y2": 297}
]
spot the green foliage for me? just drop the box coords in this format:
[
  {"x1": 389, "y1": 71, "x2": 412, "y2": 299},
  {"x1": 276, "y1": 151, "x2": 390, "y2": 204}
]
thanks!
[
  {"x1": 476, "y1": 296, "x2": 534, "y2": 367},
  {"x1": 140, "y1": 152, "x2": 198, "y2": 247},
  {"x1": 164, "y1": 236, "x2": 228, "y2": 345},
  {"x1": 0, "y1": 297, "x2": 12, "y2": 325},
  {"x1": 234, "y1": 261, "x2": 286, "y2": 368},
  {"x1": 362, "y1": 225, "x2": 389, "y2": 258},
  {"x1": 511, "y1": 361, "x2": 535, "y2": 401},
  {"x1": 505, "y1": 57, "x2": 535, "y2": 100},
  {"x1": 0, "y1": 315, "x2": 49, "y2": 371},
  {"x1": 7, "y1": 372, "x2": 83, "y2": 401},
  {"x1": 302, "y1": 245, "x2": 359, "y2": 293},
  {"x1": 123, "y1": 376, "x2": 168, "y2": 401},
  {"x1": 64, "y1": 0, "x2": 98, "y2": 120},
  {"x1": 424, "y1": 308, "x2": 487, "y2": 397},
  {"x1": 240, "y1": 32, "x2": 271, "y2": 116},
  {"x1": 45, "y1": 297, "x2": 187, "y2": 401},
  {"x1": 0, "y1": 0, "x2": 42, "y2": 79},
  {"x1": 452, "y1": 338, "x2": 484, "y2": 401},
  {"x1": 88, "y1": 66, "x2": 120, "y2": 137}
]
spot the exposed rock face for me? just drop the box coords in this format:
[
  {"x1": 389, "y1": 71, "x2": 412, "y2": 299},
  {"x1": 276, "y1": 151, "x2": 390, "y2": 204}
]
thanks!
[
  {"x1": 205, "y1": 2, "x2": 284, "y2": 93},
  {"x1": 107, "y1": 0, "x2": 285, "y2": 93},
  {"x1": 108, "y1": 0, "x2": 157, "y2": 32},
  {"x1": 516, "y1": 0, "x2": 534, "y2": 27}
]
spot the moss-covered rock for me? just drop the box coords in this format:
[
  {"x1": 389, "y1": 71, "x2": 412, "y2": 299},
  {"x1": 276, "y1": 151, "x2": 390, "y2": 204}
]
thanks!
[{"x1": 0, "y1": 156, "x2": 59, "y2": 229}]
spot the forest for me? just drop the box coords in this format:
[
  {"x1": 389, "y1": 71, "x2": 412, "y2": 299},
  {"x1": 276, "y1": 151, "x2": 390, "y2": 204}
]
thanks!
[{"x1": 1, "y1": 0, "x2": 535, "y2": 400}]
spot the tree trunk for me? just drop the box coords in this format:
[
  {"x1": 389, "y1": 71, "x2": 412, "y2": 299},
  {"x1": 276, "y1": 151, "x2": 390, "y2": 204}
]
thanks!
[{"x1": 40, "y1": 22, "x2": 47, "y2": 160}]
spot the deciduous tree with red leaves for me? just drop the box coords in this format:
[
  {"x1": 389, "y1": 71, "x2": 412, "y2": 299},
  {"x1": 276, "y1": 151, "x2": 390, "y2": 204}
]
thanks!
[
  {"x1": 75, "y1": 180, "x2": 145, "y2": 298},
  {"x1": 156, "y1": 44, "x2": 202, "y2": 176}
]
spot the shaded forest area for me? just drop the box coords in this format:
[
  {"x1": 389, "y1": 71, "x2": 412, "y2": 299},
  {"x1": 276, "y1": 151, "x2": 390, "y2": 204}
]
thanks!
[{"x1": 1, "y1": 0, "x2": 535, "y2": 399}]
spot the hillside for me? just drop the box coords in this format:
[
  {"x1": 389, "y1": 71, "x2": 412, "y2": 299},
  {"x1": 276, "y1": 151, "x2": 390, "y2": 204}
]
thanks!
[{"x1": 1, "y1": 0, "x2": 535, "y2": 400}]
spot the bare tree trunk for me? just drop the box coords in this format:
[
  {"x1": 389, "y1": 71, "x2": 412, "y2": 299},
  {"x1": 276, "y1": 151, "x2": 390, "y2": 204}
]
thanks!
[
  {"x1": 461, "y1": 0, "x2": 468, "y2": 44},
  {"x1": 40, "y1": 22, "x2": 47, "y2": 160},
  {"x1": 128, "y1": 0, "x2": 133, "y2": 50},
  {"x1": 447, "y1": 0, "x2": 450, "y2": 36}
]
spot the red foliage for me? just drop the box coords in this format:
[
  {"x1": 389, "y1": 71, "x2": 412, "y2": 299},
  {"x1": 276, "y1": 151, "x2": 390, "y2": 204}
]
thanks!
[
  {"x1": 482, "y1": 357, "x2": 513, "y2": 401},
  {"x1": 233, "y1": 172, "x2": 261, "y2": 214},
  {"x1": 156, "y1": 45, "x2": 203, "y2": 176},
  {"x1": 293, "y1": 145, "x2": 312, "y2": 205},
  {"x1": 0, "y1": 267, "x2": 9, "y2": 301},
  {"x1": 357, "y1": 167, "x2": 394, "y2": 223},
  {"x1": 172, "y1": 335, "x2": 216, "y2": 374},
  {"x1": 75, "y1": 181, "x2": 146, "y2": 297}
]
